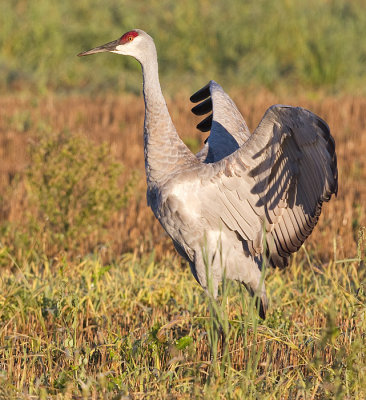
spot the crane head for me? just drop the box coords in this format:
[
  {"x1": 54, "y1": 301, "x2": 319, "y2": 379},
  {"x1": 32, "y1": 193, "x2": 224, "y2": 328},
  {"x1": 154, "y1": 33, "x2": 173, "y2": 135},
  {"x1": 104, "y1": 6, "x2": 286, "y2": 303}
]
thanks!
[{"x1": 77, "y1": 29, "x2": 153, "y2": 61}]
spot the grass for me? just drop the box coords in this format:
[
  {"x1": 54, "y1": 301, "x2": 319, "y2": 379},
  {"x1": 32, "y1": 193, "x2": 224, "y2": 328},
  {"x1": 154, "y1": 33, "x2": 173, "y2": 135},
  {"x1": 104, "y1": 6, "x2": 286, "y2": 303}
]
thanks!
[
  {"x1": 0, "y1": 88, "x2": 365, "y2": 397},
  {"x1": 0, "y1": 247, "x2": 364, "y2": 398}
]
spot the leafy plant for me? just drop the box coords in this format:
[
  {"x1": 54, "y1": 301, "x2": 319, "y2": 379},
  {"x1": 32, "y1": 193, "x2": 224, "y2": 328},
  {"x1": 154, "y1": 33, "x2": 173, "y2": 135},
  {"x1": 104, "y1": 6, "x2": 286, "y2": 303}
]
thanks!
[{"x1": 24, "y1": 130, "x2": 130, "y2": 255}]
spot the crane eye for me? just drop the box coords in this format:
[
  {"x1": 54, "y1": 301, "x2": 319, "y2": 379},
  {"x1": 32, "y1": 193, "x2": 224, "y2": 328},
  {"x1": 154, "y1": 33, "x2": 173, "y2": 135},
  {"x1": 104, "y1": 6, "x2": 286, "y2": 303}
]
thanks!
[{"x1": 120, "y1": 31, "x2": 139, "y2": 44}]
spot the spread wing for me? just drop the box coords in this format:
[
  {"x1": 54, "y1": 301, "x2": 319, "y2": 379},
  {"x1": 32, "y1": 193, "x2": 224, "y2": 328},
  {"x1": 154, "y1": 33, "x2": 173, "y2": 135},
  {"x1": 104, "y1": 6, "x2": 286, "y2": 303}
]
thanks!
[
  {"x1": 200, "y1": 104, "x2": 338, "y2": 268},
  {"x1": 190, "y1": 80, "x2": 250, "y2": 163}
]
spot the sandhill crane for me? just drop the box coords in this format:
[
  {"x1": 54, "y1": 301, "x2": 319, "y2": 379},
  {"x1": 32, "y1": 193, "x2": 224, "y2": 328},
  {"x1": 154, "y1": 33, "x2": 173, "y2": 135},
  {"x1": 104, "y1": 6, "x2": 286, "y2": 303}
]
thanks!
[{"x1": 78, "y1": 30, "x2": 338, "y2": 318}]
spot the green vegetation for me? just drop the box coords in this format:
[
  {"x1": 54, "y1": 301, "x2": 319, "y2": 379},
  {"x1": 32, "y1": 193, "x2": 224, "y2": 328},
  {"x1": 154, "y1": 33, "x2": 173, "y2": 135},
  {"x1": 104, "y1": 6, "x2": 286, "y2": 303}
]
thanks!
[
  {"x1": 25, "y1": 131, "x2": 127, "y2": 254},
  {"x1": 1, "y1": 0, "x2": 366, "y2": 94},
  {"x1": 0, "y1": 246, "x2": 364, "y2": 399},
  {"x1": 1, "y1": 130, "x2": 133, "y2": 261}
]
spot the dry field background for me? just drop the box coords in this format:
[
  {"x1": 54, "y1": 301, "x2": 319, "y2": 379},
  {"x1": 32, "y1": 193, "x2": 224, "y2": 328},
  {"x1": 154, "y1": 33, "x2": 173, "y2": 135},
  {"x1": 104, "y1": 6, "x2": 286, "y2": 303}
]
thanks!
[
  {"x1": 1, "y1": 91, "x2": 365, "y2": 259},
  {"x1": 0, "y1": 91, "x2": 365, "y2": 398}
]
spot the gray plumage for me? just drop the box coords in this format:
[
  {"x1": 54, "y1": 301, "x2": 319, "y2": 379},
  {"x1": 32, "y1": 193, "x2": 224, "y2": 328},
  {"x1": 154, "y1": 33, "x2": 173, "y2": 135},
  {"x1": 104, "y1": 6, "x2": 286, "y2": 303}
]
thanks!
[{"x1": 78, "y1": 30, "x2": 338, "y2": 318}]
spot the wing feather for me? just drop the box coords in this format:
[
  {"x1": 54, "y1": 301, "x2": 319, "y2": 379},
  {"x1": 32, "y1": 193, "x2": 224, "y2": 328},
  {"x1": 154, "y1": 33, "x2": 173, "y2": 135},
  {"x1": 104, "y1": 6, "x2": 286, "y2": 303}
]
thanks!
[
  {"x1": 191, "y1": 81, "x2": 250, "y2": 162},
  {"x1": 198, "y1": 103, "x2": 337, "y2": 269}
]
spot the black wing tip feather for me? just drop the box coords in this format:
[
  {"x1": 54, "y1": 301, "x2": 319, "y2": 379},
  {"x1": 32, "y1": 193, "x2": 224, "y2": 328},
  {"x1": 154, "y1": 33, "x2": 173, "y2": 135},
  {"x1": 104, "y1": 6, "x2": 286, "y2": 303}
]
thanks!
[
  {"x1": 190, "y1": 83, "x2": 214, "y2": 132},
  {"x1": 191, "y1": 97, "x2": 213, "y2": 116},
  {"x1": 196, "y1": 114, "x2": 213, "y2": 132},
  {"x1": 190, "y1": 82, "x2": 211, "y2": 103}
]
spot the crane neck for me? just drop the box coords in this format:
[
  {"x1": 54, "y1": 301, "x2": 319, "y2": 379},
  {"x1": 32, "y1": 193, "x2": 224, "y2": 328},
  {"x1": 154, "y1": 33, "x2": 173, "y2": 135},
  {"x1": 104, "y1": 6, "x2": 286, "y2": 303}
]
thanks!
[
  {"x1": 140, "y1": 53, "x2": 195, "y2": 188},
  {"x1": 141, "y1": 57, "x2": 171, "y2": 123}
]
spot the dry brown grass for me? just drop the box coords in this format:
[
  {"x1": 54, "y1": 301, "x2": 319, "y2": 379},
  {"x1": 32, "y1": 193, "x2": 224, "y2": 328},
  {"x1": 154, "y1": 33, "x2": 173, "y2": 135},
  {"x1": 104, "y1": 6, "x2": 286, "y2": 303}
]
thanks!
[
  {"x1": 0, "y1": 91, "x2": 365, "y2": 398},
  {"x1": 0, "y1": 91, "x2": 365, "y2": 260}
]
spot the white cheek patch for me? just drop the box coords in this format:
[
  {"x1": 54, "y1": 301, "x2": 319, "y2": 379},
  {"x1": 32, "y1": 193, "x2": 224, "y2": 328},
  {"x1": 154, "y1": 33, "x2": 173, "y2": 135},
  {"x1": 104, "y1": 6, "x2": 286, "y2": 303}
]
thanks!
[
  {"x1": 115, "y1": 44, "x2": 125, "y2": 52},
  {"x1": 113, "y1": 37, "x2": 142, "y2": 55}
]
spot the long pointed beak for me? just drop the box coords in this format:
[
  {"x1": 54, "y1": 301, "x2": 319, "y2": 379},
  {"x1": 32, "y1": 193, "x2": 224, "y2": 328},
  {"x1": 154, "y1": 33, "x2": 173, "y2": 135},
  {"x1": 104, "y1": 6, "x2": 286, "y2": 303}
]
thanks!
[{"x1": 77, "y1": 39, "x2": 120, "y2": 57}]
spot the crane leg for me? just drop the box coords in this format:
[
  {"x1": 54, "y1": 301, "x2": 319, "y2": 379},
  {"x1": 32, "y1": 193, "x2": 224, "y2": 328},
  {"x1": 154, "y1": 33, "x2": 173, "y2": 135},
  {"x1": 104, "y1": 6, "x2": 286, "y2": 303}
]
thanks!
[
  {"x1": 218, "y1": 324, "x2": 227, "y2": 358},
  {"x1": 242, "y1": 282, "x2": 268, "y2": 319}
]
